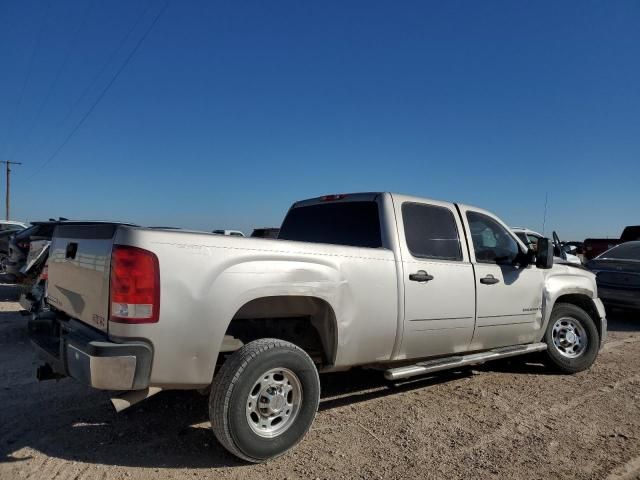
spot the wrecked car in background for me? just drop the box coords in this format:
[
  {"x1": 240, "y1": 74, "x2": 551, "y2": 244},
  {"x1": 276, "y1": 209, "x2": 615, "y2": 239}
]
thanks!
[{"x1": 586, "y1": 241, "x2": 640, "y2": 312}]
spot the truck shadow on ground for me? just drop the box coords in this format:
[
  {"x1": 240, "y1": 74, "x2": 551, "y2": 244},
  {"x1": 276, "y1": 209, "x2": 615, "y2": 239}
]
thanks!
[
  {"x1": 1, "y1": 303, "x2": 637, "y2": 471},
  {"x1": 0, "y1": 368, "x2": 472, "y2": 470}
]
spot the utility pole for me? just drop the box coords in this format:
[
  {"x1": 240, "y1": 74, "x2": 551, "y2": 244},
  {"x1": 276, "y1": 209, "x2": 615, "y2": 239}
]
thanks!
[{"x1": 0, "y1": 161, "x2": 22, "y2": 220}]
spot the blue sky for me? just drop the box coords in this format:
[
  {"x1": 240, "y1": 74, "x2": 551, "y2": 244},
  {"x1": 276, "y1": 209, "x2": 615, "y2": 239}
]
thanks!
[{"x1": 0, "y1": 1, "x2": 638, "y2": 239}]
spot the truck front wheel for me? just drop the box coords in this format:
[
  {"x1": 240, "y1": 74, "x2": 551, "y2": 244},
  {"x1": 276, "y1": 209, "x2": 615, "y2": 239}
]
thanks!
[
  {"x1": 543, "y1": 302, "x2": 600, "y2": 374},
  {"x1": 209, "y1": 338, "x2": 320, "y2": 462}
]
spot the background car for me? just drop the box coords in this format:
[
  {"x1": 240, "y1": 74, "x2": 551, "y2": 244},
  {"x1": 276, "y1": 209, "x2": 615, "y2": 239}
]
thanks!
[
  {"x1": 212, "y1": 229, "x2": 245, "y2": 237},
  {"x1": 586, "y1": 241, "x2": 640, "y2": 311},
  {"x1": 584, "y1": 225, "x2": 640, "y2": 260},
  {"x1": 511, "y1": 227, "x2": 582, "y2": 265},
  {"x1": 0, "y1": 223, "x2": 28, "y2": 271},
  {"x1": 5, "y1": 221, "x2": 61, "y2": 278},
  {"x1": 0, "y1": 220, "x2": 28, "y2": 231}
]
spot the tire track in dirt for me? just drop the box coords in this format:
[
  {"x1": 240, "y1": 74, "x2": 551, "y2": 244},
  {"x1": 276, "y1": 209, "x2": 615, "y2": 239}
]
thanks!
[
  {"x1": 603, "y1": 336, "x2": 640, "y2": 352},
  {"x1": 606, "y1": 455, "x2": 640, "y2": 480},
  {"x1": 458, "y1": 373, "x2": 640, "y2": 456}
]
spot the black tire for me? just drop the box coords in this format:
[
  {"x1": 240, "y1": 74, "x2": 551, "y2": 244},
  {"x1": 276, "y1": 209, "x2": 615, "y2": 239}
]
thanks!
[
  {"x1": 544, "y1": 302, "x2": 599, "y2": 374},
  {"x1": 209, "y1": 338, "x2": 320, "y2": 463}
]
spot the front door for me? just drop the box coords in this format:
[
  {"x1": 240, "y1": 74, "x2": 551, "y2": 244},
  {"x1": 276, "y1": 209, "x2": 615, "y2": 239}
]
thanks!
[
  {"x1": 460, "y1": 208, "x2": 545, "y2": 350},
  {"x1": 397, "y1": 199, "x2": 476, "y2": 359}
]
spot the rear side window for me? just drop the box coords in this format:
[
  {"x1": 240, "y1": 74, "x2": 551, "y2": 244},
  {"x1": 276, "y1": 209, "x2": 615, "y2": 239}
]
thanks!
[
  {"x1": 278, "y1": 201, "x2": 382, "y2": 248},
  {"x1": 402, "y1": 203, "x2": 462, "y2": 261}
]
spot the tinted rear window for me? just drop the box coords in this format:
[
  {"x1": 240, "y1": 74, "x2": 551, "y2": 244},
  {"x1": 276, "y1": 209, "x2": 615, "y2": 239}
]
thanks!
[
  {"x1": 279, "y1": 201, "x2": 382, "y2": 248},
  {"x1": 402, "y1": 203, "x2": 462, "y2": 261}
]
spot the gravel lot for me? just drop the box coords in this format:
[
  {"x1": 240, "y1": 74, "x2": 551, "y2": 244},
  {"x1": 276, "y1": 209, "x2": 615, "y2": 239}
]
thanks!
[{"x1": 1, "y1": 282, "x2": 639, "y2": 480}]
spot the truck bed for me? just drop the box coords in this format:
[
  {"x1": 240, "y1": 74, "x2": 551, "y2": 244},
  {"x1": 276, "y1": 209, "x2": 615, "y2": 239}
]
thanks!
[{"x1": 46, "y1": 223, "x2": 399, "y2": 386}]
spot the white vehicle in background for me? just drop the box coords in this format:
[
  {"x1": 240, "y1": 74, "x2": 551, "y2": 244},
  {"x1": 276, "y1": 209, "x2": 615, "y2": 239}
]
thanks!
[
  {"x1": 212, "y1": 229, "x2": 245, "y2": 237},
  {"x1": 0, "y1": 220, "x2": 29, "y2": 231},
  {"x1": 512, "y1": 227, "x2": 582, "y2": 265}
]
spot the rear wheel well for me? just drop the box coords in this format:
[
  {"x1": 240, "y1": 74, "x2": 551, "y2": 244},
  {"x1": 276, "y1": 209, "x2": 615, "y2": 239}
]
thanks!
[
  {"x1": 219, "y1": 296, "x2": 337, "y2": 368},
  {"x1": 553, "y1": 294, "x2": 602, "y2": 339}
]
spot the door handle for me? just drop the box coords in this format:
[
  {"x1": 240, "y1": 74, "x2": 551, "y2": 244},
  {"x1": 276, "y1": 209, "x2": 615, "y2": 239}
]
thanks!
[
  {"x1": 480, "y1": 274, "x2": 500, "y2": 285},
  {"x1": 409, "y1": 270, "x2": 434, "y2": 282}
]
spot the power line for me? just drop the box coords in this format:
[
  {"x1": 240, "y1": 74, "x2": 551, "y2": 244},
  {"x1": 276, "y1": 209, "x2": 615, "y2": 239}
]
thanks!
[
  {"x1": 0, "y1": 1, "x2": 51, "y2": 157},
  {"x1": 27, "y1": 0, "x2": 154, "y2": 156},
  {"x1": 27, "y1": 1, "x2": 169, "y2": 180},
  {"x1": 12, "y1": 0, "x2": 96, "y2": 159}
]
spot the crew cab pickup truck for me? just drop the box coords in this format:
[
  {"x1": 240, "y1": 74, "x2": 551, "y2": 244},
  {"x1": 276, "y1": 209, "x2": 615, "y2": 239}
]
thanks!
[{"x1": 30, "y1": 192, "x2": 607, "y2": 462}]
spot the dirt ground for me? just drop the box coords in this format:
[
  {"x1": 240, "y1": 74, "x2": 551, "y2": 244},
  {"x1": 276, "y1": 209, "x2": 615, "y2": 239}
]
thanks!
[{"x1": 1, "y1": 282, "x2": 639, "y2": 480}]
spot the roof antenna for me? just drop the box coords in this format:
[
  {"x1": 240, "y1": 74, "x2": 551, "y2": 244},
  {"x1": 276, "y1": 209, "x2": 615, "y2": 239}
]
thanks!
[{"x1": 542, "y1": 192, "x2": 549, "y2": 236}]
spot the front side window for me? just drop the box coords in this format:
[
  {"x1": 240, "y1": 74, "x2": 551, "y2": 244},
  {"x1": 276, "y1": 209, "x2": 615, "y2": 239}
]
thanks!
[
  {"x1": 402, "y1": 203, "x2": 462, "y2": 261},
  {"x1": 467, "y1": 211, "x2": 520, "y2": 264},
  {"x1": 514, "y1": 232, "x2": 528, "y2": 245}
]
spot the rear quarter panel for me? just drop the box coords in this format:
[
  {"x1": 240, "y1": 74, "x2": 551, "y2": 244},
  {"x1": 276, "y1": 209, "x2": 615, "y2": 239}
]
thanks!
[{"x1": 109, "y1": 228, "x2": 398, "y2": 388}]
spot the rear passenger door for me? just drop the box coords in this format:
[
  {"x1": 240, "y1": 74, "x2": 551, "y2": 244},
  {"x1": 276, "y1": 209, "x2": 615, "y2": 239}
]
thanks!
[{"x1": 397, "y1": 200, "x2": 476, "y2": 359}]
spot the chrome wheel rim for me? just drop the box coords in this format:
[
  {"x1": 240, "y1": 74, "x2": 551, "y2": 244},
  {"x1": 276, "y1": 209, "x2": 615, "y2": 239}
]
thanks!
[
  {"x1": 552, "y1": 316, "x2": 587, "y2": 358},
  {"x1": 246, "y1": 367, "x2": 302, "y2": 438}
]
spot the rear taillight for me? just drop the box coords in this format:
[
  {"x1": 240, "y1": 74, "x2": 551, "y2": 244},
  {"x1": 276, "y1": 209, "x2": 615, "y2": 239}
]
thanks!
[{"x1": 110, "y1": 245, "x2": 160, "y2": 324}]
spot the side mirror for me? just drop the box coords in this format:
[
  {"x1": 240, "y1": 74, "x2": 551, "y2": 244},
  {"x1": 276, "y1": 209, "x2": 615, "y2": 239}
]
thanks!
[
  {"x1": 536, "y1": 237, "x2": 554, "y2": 269},
  {"x1": 514, "y1": 248, "x2": 535, "y2": 268},
  {"x1": 564, "y1": 245, "x2": 577, "y2": 255}
]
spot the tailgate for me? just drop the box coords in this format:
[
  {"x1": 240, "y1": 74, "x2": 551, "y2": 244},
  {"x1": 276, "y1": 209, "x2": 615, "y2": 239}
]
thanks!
[{"x1": 47, "y1": 224, "x2": 122, "y2": 332}]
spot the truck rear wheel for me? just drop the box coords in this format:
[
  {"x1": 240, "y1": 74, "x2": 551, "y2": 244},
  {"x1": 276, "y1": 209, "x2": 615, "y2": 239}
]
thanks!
[
  {"x1": 543, "y1": 302, "x2": 599, "y2": 374},
  {"x1": 209, "y1": 338, "x2": 320, "y2": 462}
]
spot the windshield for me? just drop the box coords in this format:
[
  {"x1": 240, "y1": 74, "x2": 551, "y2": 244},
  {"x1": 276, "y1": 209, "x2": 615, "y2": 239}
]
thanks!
[{"x1": 599, "y1": 242, "x2": 640, "y2": 261}]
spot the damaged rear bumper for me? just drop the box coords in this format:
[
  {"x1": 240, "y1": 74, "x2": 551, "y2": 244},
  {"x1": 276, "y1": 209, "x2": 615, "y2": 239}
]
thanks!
[{"x1": 29, "y1": 313, "x2": 153, "y2": 390}]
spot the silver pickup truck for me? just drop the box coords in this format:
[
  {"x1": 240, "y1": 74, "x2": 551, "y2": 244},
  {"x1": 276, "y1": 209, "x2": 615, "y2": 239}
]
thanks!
[{"x1": 30, "y1": 192, "x2": 607, "y2": 462}]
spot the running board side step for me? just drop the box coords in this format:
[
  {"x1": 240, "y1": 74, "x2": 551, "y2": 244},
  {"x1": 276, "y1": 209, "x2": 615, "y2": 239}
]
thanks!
[{"x1": 384, "y1": 343, "x2": 547, "y2": 381}]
